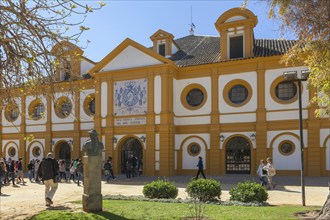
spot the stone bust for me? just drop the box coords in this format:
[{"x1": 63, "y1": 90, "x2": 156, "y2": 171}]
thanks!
[{"x1": 83, "y1": 129, "x2": 104, "y2": 156}]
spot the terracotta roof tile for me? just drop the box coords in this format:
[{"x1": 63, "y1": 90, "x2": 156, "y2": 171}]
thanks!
[{"x1": 168, "y1": 35, "x2": 296, "y2": 67}]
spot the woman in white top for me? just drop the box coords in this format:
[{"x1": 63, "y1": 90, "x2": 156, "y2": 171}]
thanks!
[{"x1": 265, "y1": 157, "x2": 277, "y2": 189}]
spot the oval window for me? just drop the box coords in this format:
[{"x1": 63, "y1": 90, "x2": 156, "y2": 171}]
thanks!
[
  {"x1": 188, "y1": 143, "x2": 201, "y2": 156},
  {"x1": 279, "y1": 140, "x2": 295, "y2": 156},
  {"x1": 55, "y1": 97, "x2": 72, "y2": 118},
  {"x1": 32, "y1": 147, "x2": 41, "y2": 157},
  {"x1": 5, "y1": 104, "x2": 19, "y2": 122},
  {"x1": 8, "y1": 147, "x2": 16, "y2": 157},
  {"x1": 83, "y1": 94, "x2": 95, "y2": 116},
  {"x1": 275, "y1": 81, "x2": 297, "y2": 101},
  {"x1": 229, "y1": 84, "x2": 248, "y2": 104}
]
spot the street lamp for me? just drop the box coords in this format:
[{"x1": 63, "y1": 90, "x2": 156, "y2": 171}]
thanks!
[{"x1": 283, "y1": 69, "x2": 310, "y2": 206}]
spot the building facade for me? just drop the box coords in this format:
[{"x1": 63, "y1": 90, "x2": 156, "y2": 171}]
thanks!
[{"x1": 1, "y1": 8, "x2": 329, "y2": 176}]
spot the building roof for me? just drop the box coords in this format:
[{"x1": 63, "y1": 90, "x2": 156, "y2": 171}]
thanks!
[{"x1": 168, "y1": 35, "x2": 296, "y2": 67}]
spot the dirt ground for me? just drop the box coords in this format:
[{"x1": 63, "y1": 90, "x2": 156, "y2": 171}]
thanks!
[{"x1": 0, "y1": 175, "x2": 328, "y2": 220}]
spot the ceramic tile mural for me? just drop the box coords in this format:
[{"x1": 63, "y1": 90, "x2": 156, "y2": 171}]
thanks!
[{"x1": 114, "y1": 79, "x2": 147, "y2": 116}]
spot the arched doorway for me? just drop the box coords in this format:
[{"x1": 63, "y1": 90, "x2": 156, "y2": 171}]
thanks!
[
  {"x1": 225, "y1": 136, "x2": 251, "y2": 174},
  {"x1": 120, "y1": 137, "x2": 143, "y2": 174},
  {"x1": 58, "y1": 142, "x2": 71, "y2": 169}
]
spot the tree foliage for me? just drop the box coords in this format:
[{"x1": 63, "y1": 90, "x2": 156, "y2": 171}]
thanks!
[
  {"x1": 267, "y1": 0, "x2": 330, "y2": 117},
  {"x1": 0, "y1": 0, "x2": 104, "y2": 108}
]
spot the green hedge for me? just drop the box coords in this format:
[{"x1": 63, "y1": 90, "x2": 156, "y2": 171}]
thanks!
[
  {"x1": 229, "y1": 181, "x2": 268, "y2": 203},
  {"x1": 186, "y1": 178, "x2": 221, "y2": 202},
  {"x1": 143, "y1": 179, "x2": 178, "y2": 199}
]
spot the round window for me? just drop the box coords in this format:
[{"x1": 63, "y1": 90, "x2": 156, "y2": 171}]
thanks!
[
  {"x1": 180, "y1": 84, "x2": 207, "y2": 110},
  {"x1": 188, "y1": 143, "x2": 201, "y2": 156},
  {"x1": 55, "y1": 97, "x2": 72, "y2": 118},
  {"x1": 5, "y1": 104, "x2": 19, "y2": 122},
  {"x1": 279, "y1": 140, "x2": 295, "y2": 156},
  {"x1": 275, "y1": 81, "x2": 297, "y2": 101},
  {"x1": 28, "y1": 99, "x2": 45, "y2": 120},
  {"x1": 32, "y1": 147, "x2": 41, "y2": 157},
  {"x1": 229, "y1": 84, "x2": 248, "y2": 104},
  {"x1": 223, "y1": 79, "x2": 252, "y2": 107},
  {"x1": 186, "y1": 89, "x2": 204, "y2": 107},
  {"x1": 83, "y1": 94, "x2": 95, "y2": 116},
  {"x1": 8, "y1": 147, "x2": 16, "y2": 157}
]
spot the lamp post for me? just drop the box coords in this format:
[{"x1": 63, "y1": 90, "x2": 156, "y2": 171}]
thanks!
[{"x1": 283, "y1": 70, "x2": 310, "y2": 206}]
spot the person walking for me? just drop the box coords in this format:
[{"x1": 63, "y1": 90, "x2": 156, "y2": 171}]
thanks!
[
  {"x1": 0, "y1": 160, "x2": 7, "y2": 195},
  {"x1": 27, "y1": 159, "x2": 35, "y2": 183},
  {"x1": 76, "y1": 159, "x2": 83, "y2": 186},
  {"x1": 37, "y1": 152, "x2": 59, "y2": 206},
  {"x1": 195, "y1": 156, "x2": 206, "y2": 180},
  {"x1": 265, "y1": 157, "x2": 277, "y2": 190},
  {"x1": 256, "y1": 159, "x2": 268, "y2": 187}
]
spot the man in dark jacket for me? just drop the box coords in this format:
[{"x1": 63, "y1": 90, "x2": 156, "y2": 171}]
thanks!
[
  {"x1": 38, "y1": 152, "x2": 59, "y2": 206},
  {"x1": 195, "y1": 156, "x2": 206, "y2": 180}
]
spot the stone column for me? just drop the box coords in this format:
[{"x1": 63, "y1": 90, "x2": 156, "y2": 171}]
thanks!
[{"x1": 82, "y1": 153, "x2": 102, "y2": 212}]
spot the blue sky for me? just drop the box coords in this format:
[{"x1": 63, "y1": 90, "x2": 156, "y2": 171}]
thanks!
[{"x1": 77, "y1": 1, "x2": 292, "y2": 62}]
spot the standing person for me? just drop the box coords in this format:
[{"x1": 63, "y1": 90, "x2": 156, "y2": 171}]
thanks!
[
  {"x1": 8, "y1": 160, "x2": 17, "y2": 187},
  {"x1": 265, "y1": 157, "x2": 277, "y2": 189},
  {"x1": 0, "y1": 160, "x2": 7, "y2": 195},
  {"x1": 58, "y1": 160, "x2": 67, "y2": 182},
  {"x1": 37, "y1": 152, "x2": 59, "y2": 206},
  {"x1": 257, "y1": 159, "x2": 268, "y2": 187},
  {"x1": 34, "y1": 159, "x2": 40, "y2": 183},
  {"x1": 76, "y1": 159, "x2": 83, "y2": 186},
  {"x1": 104, "y1": 158, "x2": 116, "y2": 183},
  {"x1": 27, "y1": 159, "x2": 35, "y2": 182},
  {"x1": 69, "y1": 160, "x2": 76, "y2": 183},
  {"x1": 17, "y1": 158, "x2": 25, "y2": 184},
  {"x1": 126, "y1": 156, "x2": 133, "y2": 181},
  {"x1": 195, "y1": 156, "x2": 206, "y2": 180}
]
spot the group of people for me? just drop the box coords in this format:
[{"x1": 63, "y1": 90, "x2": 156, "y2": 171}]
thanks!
[
  {"x1": 257, "y1": 157, "x2": 277, "y2": 190},
  {"x1": 0, "y1": 153, "x2": 85, "y2": 205},
  {"x1": 124, "y1": 155, "x2": 142, "y2": 181},
  {"x1": 0, "y1": 157, "x2": 28, "y2": 189}
]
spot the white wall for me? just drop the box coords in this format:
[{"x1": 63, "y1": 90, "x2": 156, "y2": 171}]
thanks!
[
  {"x1": 2, "y1": 140, "x2": 19, "y2": 160},
  {"x1": 173, "y1": 77, "x2": 212, "y2": 117},
  {"x1": 267, "y1": 130, "x2": 308, "y2": 170},
  {"x1": 265, "y1": 66, "x2": 309, "y2": 111},
  {"x1": 219, "y1": 71, "x2": 257, "y2": 114},
  {"x1": 101, "y1": 46, "x2": 162, "y2": 72},
  {"x1": 25, "y1": 96, "x2": 47, "y2": 125},
  {"x1": 175, "y1": 134, "x2": 209, "y2": 170},
  {"x1": 81, "y1": 59, "x2": 95, "y2": 75},
  {"x1": 51, "y1": 93, "x2": 75, "y2": 124},
  {"x1": 174, "y1": 116, "x2": 210, "y2": 125},
  {"x1": 27, "y1": 140, "x2": 44, "y2": 161},
  {"x1": 80, "y1": 89, "x2": 95, "y2": 122},
  {"x1": 154, "y1": 76, "x2": 162, "y2": 114},
  {"x1": 101, "y1": 82, "x2": 108, "y2": 118}
]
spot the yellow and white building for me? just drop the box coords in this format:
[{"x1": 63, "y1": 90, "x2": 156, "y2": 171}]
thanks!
[{"x1": 1, "y1": 8, "x2": 329, "y2": 176}]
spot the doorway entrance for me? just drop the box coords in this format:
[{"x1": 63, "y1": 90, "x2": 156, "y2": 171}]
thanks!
[
  {"x1": 58, "y1": 142, "x2": 71, "y2": 169},
  {"x1": 225, "y1": 136, "x2": 251, "y2": 174},
  {"x1": 121, "y1": 137, "x2": 143, "y2": 174}
]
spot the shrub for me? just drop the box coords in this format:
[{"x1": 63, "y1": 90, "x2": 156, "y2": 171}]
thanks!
[
  {"x1": 229, "y1": 181, "x2": 269, "y2": 203},
  {"x1": 186, "y1": 178, "x2": 221, "y2": 202},
  {"x1": 143, "y1": 179, "x2": 178, "y2": 199}
]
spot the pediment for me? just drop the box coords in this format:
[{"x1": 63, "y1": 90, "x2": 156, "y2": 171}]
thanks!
[{"x1": 89, "y1": 38, "x2": 173, "y2": 73}]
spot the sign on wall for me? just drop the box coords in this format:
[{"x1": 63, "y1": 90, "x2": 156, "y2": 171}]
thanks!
[{"x1": 114, "y1": 79, "x2": 148, "y2": 116}]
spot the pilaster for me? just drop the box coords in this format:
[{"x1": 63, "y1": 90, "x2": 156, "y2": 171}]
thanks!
[
  {"x1": 209, "y1": 72, "x2": 220, "y2": 175},
  {"x1": 159, "y1": 71, "x2": 175, "y2": 176},
  {"x1": 145, "y1": 73, "x2": 156, "y2": 176}
]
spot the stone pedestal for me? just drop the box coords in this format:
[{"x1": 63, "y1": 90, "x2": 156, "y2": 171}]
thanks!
[{"x1": 82, "y1": 155, "x2": 102, "y2": 212}]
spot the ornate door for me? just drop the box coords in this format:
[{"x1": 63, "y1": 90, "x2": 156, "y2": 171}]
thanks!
[
  {"x1": 58, "y1": 142, "x2": 71, "y2": 169},
  {"x1": 121, "y1": 137, "x2": 143, "y2": 174},
  {"x1": 225, "y1": 136, "x2": 251, "y2": 174}
]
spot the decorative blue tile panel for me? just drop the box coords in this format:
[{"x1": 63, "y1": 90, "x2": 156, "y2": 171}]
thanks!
[{"x1": 114, "y1": 78, "x2": 147, "y2": 116}]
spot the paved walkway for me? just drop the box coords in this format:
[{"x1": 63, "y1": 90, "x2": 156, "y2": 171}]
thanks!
[{"x1": 0, "y1": 175, "x2": 329, "y2": 220}]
